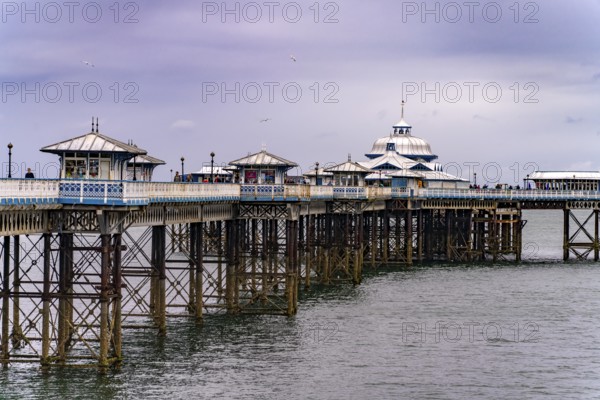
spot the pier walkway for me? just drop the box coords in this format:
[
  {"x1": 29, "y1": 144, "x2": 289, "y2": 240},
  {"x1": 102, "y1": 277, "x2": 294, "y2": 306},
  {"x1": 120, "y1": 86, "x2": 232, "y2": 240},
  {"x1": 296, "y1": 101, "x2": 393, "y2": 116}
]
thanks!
[{"x1": 2, "y1": 178, "x2": 600, "y2": 207}]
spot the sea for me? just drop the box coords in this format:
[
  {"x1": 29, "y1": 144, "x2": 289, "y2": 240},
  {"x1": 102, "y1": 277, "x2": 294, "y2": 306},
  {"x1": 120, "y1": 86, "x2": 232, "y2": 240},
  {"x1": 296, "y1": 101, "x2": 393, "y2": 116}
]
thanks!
[{"x1": 1, "y1": 209, "x2": 599, "y2": 399}]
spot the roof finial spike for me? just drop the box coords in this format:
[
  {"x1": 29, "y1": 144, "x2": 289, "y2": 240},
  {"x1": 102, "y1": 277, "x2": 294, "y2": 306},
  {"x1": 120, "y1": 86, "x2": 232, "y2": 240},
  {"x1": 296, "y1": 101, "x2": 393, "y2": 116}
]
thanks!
[
  {"x1": 401, "y1": 100, "x2": 405, "y2": 119},
  {"x1": 261, "y1": 143, "x2": 267, "y2": 152},
  {"x1": 91, "y1": 117, "x2": 95, "y2": 132},
  {"x1": 95, "y1": 117, "x2": 99, "y2": 133},
  {"x1": 348, "y1": 153, "x2": 351, "y2": 162}
]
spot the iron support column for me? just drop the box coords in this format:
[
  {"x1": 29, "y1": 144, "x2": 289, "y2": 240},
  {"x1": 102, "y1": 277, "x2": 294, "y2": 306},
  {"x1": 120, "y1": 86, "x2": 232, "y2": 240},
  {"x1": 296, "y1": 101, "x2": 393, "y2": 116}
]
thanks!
[
  {"x1": 41, "y1": 234, "x2": 51, "y2": 370},
  {"x1": 1, "y1": 236, "x2": 10, "y2": 367}
]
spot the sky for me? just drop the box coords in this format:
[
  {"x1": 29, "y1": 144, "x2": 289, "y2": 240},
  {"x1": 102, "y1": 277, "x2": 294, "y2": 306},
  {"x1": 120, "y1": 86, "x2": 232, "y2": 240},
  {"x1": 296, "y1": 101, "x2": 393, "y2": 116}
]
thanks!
[{"x1": 1, "y1": 0, "x2": 600, "y2": 184}]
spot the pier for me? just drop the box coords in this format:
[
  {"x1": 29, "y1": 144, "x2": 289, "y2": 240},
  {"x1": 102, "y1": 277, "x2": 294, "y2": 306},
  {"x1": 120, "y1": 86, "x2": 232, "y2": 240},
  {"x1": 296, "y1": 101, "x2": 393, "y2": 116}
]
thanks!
[{"x1": 1, "y1": 115, "x2": 599, "y2": 371}]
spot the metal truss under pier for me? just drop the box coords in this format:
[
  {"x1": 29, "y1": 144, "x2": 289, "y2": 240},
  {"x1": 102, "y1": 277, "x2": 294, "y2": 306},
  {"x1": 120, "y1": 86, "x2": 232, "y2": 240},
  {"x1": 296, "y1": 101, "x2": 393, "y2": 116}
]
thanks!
[{"x1": 1, "y1": 197, "x2": 598, "y2": 371}]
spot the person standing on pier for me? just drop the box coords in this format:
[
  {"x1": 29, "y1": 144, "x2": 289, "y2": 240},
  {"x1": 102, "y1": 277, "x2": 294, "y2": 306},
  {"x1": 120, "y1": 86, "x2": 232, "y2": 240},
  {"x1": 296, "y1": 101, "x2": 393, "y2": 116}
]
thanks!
[
  {"x1": 174, "y1": 171, "x2": 182, "y2": 182},
  {"x1": 25, "y1": 168, "x2": 34, "y2": 178}
]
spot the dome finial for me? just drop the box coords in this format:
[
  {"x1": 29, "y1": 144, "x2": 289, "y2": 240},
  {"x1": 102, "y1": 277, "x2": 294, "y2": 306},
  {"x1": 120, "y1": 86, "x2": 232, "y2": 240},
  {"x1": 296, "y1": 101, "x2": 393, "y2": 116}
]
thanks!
[
  {"x1": 393, "y1": 101, "x2": 411, "y2": 133},
  {"x1": 401, "y1": 100, "x2": 405, "y2": 119}
]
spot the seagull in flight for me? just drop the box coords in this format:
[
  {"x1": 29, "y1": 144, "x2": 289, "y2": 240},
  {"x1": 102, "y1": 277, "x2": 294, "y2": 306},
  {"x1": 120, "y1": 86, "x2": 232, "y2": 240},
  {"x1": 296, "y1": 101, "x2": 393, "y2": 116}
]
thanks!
[
  {"x1": 259, "y1": 118, "x2": 272, "y2": 123},
  {"x1": 81, "y1": 60, "x2": 95, "y2": 67},
  {"x1": 290, "y1": 54, "x2": 297, "y2": 62}
]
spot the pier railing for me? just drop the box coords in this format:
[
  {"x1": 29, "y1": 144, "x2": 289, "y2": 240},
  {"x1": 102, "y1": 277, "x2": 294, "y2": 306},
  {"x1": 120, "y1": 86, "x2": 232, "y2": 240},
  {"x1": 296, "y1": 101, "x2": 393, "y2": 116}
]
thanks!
[
  {"x1": 310, "y1": 185, "x2": 334, "y2": 199},
  {"x1": 417, "y1": 189, "x2": 600, "y2": 201},
  {"x1": 0, "y1": 178, "x2": 60, "y2": 205},
  {"x1": 366, "y1": 187, "x2": 392, "y2": 200},
  {"x1": 133, "y1": 182, "x2": 240, "y2": 203},
  {"x1": 332, "y1": 186, "x2": 366, "y2": 199},
  {"x1": 239, "y1": 184, "x2": 312, "y2": 201},
  {"x1": 3, "y1": 179, "x2": 600, "y2": 206}
]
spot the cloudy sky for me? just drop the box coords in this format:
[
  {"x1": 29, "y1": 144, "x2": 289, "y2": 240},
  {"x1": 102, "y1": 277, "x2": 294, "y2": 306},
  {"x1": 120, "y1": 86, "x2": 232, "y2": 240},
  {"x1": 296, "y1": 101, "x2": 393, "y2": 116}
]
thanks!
[{"x1": 2, "y1": 0, "x2": 600, "y2": 183}]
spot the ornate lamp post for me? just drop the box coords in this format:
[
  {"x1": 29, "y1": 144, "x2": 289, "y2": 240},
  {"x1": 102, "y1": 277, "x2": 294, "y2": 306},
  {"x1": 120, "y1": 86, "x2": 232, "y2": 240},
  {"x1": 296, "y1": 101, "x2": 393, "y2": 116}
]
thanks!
[
  {"x1": 210, "y1": 151, "x2": 215, "y2": 183},
  {"x1": 7, "y1": 143, "x2": 13, "y2": 178},
  {"x1": 181, "y1": 156, "x2": 185, "y2": 178},
  {"x1": 315, "y1": 162, "x2": 319, "y2": 186}
]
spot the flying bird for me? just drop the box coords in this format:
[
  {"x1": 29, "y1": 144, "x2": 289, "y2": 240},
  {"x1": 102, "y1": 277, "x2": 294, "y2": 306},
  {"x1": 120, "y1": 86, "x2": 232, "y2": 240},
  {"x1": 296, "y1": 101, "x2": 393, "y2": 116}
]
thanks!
[
  {"x1": 290, "y1": 54, "x2": 297, "y2": 62},
  {"x1": 259, "y1": 118, "x2": 272, "y2": 123},
  {"x1": 81, "y1": 60, "x2": 95, "y2": 67}
]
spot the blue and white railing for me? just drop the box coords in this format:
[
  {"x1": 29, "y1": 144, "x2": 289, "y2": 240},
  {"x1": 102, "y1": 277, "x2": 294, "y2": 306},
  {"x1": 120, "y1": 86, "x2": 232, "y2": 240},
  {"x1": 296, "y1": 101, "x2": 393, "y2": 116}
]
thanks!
[
  {"x1": 417, "y1": 189, "x2": 600, "y2": 201},
  {"x1": 3, "y1": 179, "x2": 600, "y2": 206},
  {"x1": 139, "y1": 182, "x2": 240, "y2": 203},
  {"x1": 0, "y1": 179, "x2": 60, "y2": 205},
  {"x1": 239, "y1": 184, "x2": 311, "y2": 201},
  {"x1": 333, "y1": 187, "x2": 366, "y2": 199}
]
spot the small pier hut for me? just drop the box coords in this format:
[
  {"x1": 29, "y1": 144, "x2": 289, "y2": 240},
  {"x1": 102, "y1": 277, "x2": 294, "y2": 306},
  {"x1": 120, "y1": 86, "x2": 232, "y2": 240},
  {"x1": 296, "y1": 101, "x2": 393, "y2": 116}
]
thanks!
[
  {"x1": 191, "y1": 166, "x2": 233, "y2": 183},
  {"x1": 40, "y1": 119, "x2": 146, "y2": 180},
  {"x1": 127, "y1": 153, "x2": 165, "y2": 181},
  {"x1": 325, "y1": 155, "x2": 372, "y2": 187},
  {"x1": 303, "y1": 167, "x2": 333, "y2": 186},
  {"x1": 229, "y1": 149, "x2": 298, "y2": 184},
  {"x1": 528, "y1": 171, "x2": 600, "y2": 191}
]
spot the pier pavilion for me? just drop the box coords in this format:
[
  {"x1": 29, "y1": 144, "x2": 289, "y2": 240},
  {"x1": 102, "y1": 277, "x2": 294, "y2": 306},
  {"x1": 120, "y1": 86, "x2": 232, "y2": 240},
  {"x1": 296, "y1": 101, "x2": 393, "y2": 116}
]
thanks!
[
  {"x1": 40, "y1": 119, "x2": 146, "y2": 180},
  {"x1": 2, "y1": 114, "x2": 600, "y2": 372},
  {"x1": 365, "y1": 102, "x2": 438, "y2": 163},
  {"x1": 191, "y1": 166, "x2": 232, "y2": 183},
  {"x1": 325, "y1": 155, "x2": 372, "y2": 187},
  {"x1": 528, "y1": 171, "x2": 600, "y2": 191},
  {"x1": 359, "y1": 102, "x2": 468, "y2": 189},
  {"x1": 229, "y1": 149, "x2": 297, "y2": 184},
  {"x1": 303, "y1": 166, "x2": 333, "y2": 186},
  {"x1": 126, "y1": 153, "x2": 165, "y2": 182}
]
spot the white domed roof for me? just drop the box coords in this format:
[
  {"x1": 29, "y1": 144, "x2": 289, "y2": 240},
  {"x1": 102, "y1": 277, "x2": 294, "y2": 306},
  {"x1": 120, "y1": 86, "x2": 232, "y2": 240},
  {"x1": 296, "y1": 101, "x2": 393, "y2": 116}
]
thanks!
[
  {"x1": 366, "y1": 102, "x2": 438, "y2": 161},
  {"x1": 367, "y1": 134, "x2": 437, "y2": 160}
]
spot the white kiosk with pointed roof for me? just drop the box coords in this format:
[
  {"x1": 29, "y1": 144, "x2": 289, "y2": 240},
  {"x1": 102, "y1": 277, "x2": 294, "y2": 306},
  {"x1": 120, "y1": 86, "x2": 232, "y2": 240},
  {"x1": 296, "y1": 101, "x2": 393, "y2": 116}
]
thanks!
[
  {"x1": 229, "y1": 149, "x2": 298, "y2": 184},
  {"x1": 325, "y1": 155, "x2": 372, "y2": 187},
  {"x1": 40, "y1": 118, "x2": 146, "y2": 180},
  {"x1": 127, "y1": 153, "x2": 166, "y2": 182}
]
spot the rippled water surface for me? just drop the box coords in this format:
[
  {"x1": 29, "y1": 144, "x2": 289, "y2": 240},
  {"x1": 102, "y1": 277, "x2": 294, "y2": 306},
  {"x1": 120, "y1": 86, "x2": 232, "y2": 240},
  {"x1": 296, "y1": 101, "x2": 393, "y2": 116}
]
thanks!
[{"x1": 1, "y1": 210, "x2": 600, "y2": 399}]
